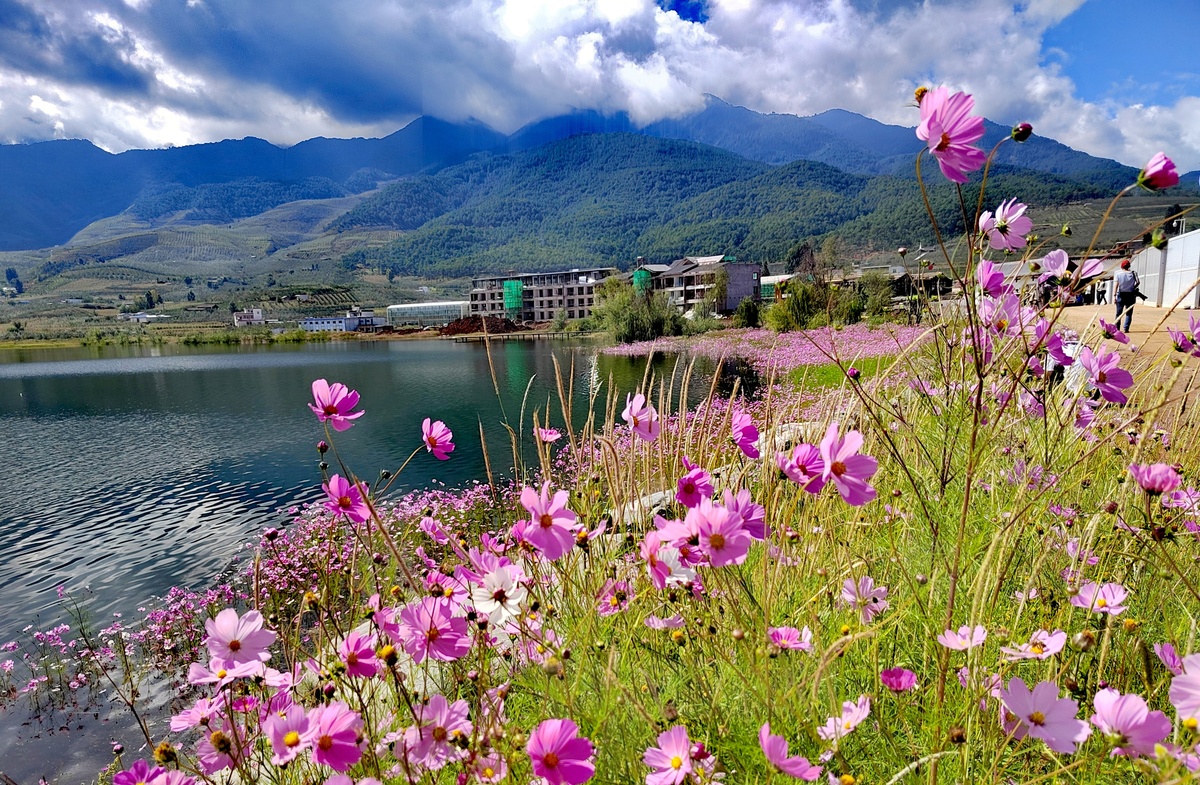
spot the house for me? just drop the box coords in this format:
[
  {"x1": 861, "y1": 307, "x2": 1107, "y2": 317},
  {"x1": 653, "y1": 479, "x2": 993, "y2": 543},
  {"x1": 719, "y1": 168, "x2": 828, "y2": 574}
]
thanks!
[
  {"x1": 469, "y1": 268, "x2": 617, "y2": 322},
  {"x1": 649, "y1": 255, "x2": 761, "y2": 313},
  {"x1": 387, "y1": 301, "x2": 470, "y2": 328},
  {"x1": 232, "y1": 308, "x2": 266, "y2": 327},
  {"x1": 299, "y1": 307, "x2": 389, "y2": 333}
]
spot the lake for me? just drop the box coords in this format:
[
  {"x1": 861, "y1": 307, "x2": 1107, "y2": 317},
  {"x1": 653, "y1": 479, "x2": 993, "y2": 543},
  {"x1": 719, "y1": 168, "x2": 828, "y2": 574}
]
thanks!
[{"x1": 0, "y1": 337, "x2": 736, "y2": 648}]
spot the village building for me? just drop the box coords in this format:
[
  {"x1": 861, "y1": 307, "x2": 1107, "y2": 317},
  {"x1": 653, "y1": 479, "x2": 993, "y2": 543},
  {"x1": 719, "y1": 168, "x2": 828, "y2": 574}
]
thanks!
[{"x1": 468, "y1": 268, "x2": 617, "y2": 322}]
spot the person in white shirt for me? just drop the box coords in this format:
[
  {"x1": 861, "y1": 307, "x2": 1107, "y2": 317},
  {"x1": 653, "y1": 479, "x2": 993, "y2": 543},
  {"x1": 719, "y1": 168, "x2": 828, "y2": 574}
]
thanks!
[{"x1": 1114, "y1": 260, "x2": 1140, "y2": 332}]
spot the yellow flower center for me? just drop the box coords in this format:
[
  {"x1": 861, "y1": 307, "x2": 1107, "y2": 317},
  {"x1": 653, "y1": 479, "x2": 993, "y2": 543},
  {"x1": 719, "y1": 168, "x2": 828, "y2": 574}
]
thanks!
[
  {"x1": 1028, "y1": 711, "x2": 1046, "y2": 726},
  {"x1": 483, "y1": 767, "x2": 495, "y2": 777},
  {"x1": 1097, "y1": 598, "x2": 1107, "y2": 608},
  {"x1": 1030, "y1": 643, "x2": 1044, "y2": 655},
  {"x1": 283, "y1": 731, "x2": 301, "y2": 748},
  {"x1": 216, "y1": 669, "x2": 228, "y2": 679},
  {"x1": 670, "y1": 756, "x2": 683, "y2": 770}
]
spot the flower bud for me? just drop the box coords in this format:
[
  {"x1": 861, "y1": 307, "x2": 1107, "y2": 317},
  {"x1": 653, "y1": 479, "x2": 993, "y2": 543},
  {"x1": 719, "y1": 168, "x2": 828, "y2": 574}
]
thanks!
[
  {"x1": 1060, "y1": 224, "x2": 1072, "y2": 237},
  {"x1": 915, "y1": 574, "x2": 928, "y2": 585},
  {"x1": 112, "y1": 742, "x2": 124, "y2": 756},
  {"x1": 897, "y1": 246, "x2": 908, "y2": 257},
  {"x1": 846, "y1": 367, "x2": 861, "y2": 381},
  {"x1": 948, "y1": 726, "x2": 966, "y2": 744},
  {"x1": 1011, "y1": 122, "x2": 1033, "y2": 142},
  {"x1": 913, "y1": 87, "x2": 929, "y2": 105},
  {"x1": 317, "y1": 440, "x2": 329, "y2": 454},
  {"x1": 1072, "y1": 629, "x2": 1096, "y2": 652}
]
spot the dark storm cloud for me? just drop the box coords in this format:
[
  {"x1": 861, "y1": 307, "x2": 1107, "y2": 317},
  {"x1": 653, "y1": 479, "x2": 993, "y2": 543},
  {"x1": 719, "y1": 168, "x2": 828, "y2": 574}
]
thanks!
[{"x1": 0, "y1": 0, "x2": 151, "y2": 94}]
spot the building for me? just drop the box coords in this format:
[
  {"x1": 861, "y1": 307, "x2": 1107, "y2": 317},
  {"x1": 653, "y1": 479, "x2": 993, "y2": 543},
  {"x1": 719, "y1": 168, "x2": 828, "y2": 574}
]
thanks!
[
  {"x1": 649, "y1": 255, "x2": 761, "y2": 313},
  {"x1": 299, "y1": 307, "x2": 389, "y2": 333},
  {"x1": 232, "y1": 308, "x2": 265, "y2": 327},
  {"x1": 469, "y1": 267, "x2": 617, "y2": 322},
  {"x1": 1127, "y1": 227, "x2": 1200, "y2": 308},
  {"x1": 386, "y1": 301, "x2": 469, "y2": 328},
  {"x1": 759, "y1": 274, "x2": 795, "y2": 300}
]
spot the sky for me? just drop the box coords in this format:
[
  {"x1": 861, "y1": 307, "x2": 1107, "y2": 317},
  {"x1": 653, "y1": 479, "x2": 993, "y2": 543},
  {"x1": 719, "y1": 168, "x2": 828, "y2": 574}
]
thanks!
[{"x1": 1, "y1": 0, "x2": 1198, "y2": 170}]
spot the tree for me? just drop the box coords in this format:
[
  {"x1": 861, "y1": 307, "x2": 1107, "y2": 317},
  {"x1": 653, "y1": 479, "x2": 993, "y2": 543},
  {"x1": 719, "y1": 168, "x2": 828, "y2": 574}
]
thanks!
[
  {"x1": 12, "y1": 279, "x2": 23, "y2": 295},
  {"x1": 229, "y1": 302, "x2": 240, "y2": 313},
  {"x1": 184, "y1": 276, "x2": 193, "y2": 286},
  {"x1": 1166, "y1": 203, "x2": 1185, "y2": 236},
  {"x1": 187, "y1": 290, "x2": 196, "y2": 302},
  {"x1": 592, "y1": 277, "x2": 683, "y2": 344},
  {"x1": 144, "y1": 290, "x2": 155, "y2": 310},
  {"x1": 732, "y1": 297, "x2": 760, "y2": 328},
  {"x1": 4, "y1": 268, "x2": 16, "y2": 283},
  {"x1": 784, "y1": 241, "x2": 814, "y2": 275}
]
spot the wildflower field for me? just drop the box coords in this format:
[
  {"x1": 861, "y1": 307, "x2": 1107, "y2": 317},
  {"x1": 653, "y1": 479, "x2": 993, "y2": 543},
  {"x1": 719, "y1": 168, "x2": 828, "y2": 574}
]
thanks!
[{"x1": 4, "y1": 88, "x2": 1200, "y2": 785}]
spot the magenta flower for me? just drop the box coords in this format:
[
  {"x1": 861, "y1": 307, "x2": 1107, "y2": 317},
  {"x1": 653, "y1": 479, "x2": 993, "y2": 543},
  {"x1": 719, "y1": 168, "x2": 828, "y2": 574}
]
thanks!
[
  {"x1": 196, "y1": 724, "x2": 243, "y2": 774},
  {"x1": 1155, "y1": 642, "x2": 1184, "y2": 676},
  {"x1": 337, "y1": 629, "x2": 378, "y2": 678},
  {"x1": 676, "y1": 457, "x2": 714, "y2": 509},
  {"x1": 520, "y1": 482, "x2": 579, "y2": 562},
  {"x1": 1170, "y1": 326, "x2": 1196, "y2": 353},
  {"x1": 1169, "y1": 653, "x2": 1200, "y2": 723},
  {"x1": 264, "y1": 704, "x2": 311, "y2": 766},
  {"x1": 1129, "y1": 463, "x2": 1182, "y2": 496},
  {"x1": 527, "y1": 718, "x2": 595, "y2": 785},
  {"x1": 1090, "y1": 688, "x2": 1171, "y2": 757},
  {"x1": 819, "y1": 422, "x2": 878, "y2": 506},
  {"x1": 880, "y1": 667, "x2": 918, "y2": 693},
  {"x1": 623, "y1": 393, "x2": 661, "y2": 442},
  {"x1": 998, "y1": 678, "x2": 1092, "y2": 754},
  {"x1": 323, "y1": 474, "x2": 370, "y2": 523},
  {"x1": 1070, "y1": 581, "x2": 1129, "y2": 615},
  {"x1": 421, "y1": 417, "x2": 455, "y2": 460},
  {"x1": 839, "y1": 576, "x2": 889, "y2": 624},
  {"x1": 777, "y1": 443, "x2": 826, "y2": 493},
  {"x1": 979, "y1": 198, "x2": 1032, "y2": 251},
  {"x1": 690, "y1": 498, "x2": 751, "y2": 567},
  {"x1": 723, "y1": 488, "x2": 766, "y2": 540},
  {"x1": 731, "y1": 409, "x2": 760, "y2": 458},
  {"x1": 596, "y1": 579, "x2": 633, "y2": 616},
  {"x1": 186, "y1": 657, "x2": 262, "y2": 688},
  {"x1": 976, "y1": 259, "x2": 1008, "y2": 298},
  {"x1": 1099, "y1": 318, "x2": 1129, "y2": 344},
  {"x1": 938, "y1": 625, "x2": 987, "y2": 651},
  {"x1": 204, "y1": 608, "x2": 275, "y2": 664},
  {"x1": 302, "y1": 702, "x2": 364, "y2": 772},
  {"x1": 1138, "y1": 151, "x2": 1180, "y2": 191},
  {"x1": 396, "y1": 597, "x2": 471, "y2": 663},
  {"x1": 403, "y1": 694, "x2": 472, "y2": 770},
  {"x1": 1078, "y1": 346, "x2": 1134, "y2": 404},
  {"x1": 114, "y1": 761, "x2": 165, "y2": 785},
  {"x1": 309, "y1": 379, "x2": 364, "y2": 431},
  {"x1": 1001, "y1": 629, "x2": 1067, "y2": 661},
  {"x1": 643, "y1": 725, "x2": 692, "y2": 785},
  {"x1": 759, "y1": 723, "x2": 822, "y2": 780},
  {"x1": 817, "y1": 695, "x2": 870, "y2": 742},
  {"x1": 170, "y1": 696, "x2": 224, "y2": 732},
  {"x1": 768, "y1": 626, "x2": 813, "y2": 651},
  {"x1": 537, "y1": 427, "x2": 562, "y2": 443},
  {"x1": 916, "y1": 87, "x2": 986, "y2": 184}
]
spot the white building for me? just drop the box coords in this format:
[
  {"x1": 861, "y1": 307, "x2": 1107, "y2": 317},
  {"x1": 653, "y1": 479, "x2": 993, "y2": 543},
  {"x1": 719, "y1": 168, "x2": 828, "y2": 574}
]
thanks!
[
  {"x1": 387, "y1": 301, "x2": 469, "y2": 328},
  {"x1": 232, "y1": 308, "x2": 265, "y2": 327},
  {"x1": 1127, "y1": 227, "x2": 1200, "y2": 308},
  {"x1": 299, "y1": 307, "x2": 389, "y2": 333}
]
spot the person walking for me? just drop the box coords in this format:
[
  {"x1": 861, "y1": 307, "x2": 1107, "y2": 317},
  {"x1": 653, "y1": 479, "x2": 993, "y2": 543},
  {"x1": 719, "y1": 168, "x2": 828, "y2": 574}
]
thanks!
[{"x1": 1114, "y1": 260, "x2": 1140, "y2": 332}]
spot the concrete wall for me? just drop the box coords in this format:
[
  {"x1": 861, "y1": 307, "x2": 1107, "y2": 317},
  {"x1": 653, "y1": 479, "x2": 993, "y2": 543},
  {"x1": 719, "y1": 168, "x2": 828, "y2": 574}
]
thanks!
[
  {"x1": 1129, "y1": 246, "x2": 1166, "y2": 306},
  {"x1": 1164, "y1": 229, "x2": 1200, "y2": 309}
]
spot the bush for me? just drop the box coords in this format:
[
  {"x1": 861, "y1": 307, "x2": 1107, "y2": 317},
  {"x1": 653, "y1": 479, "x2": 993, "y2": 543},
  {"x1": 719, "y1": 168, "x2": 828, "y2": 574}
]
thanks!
[{"x1": 731, "y1": 296, "x2": 760, "y2": 328}]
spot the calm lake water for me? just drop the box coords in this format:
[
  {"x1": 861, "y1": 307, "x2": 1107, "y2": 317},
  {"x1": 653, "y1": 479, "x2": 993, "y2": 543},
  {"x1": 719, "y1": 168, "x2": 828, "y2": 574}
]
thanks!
[{"x1": 0, "y1": 338, "x2": 733, "y2": 646}]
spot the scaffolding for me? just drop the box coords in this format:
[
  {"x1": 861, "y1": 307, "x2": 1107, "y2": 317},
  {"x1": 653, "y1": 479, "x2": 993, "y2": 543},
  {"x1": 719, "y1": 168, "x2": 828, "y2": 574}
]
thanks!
[{"x1": 503, "y1": 280, "x2": 524, "y2": 320}]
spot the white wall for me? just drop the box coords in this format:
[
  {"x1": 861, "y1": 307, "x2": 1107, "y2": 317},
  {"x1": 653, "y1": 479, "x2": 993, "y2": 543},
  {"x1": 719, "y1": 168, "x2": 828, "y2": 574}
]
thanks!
[{"x1": 1163, "y1": 228, "x2": 1200, "y2": 309}]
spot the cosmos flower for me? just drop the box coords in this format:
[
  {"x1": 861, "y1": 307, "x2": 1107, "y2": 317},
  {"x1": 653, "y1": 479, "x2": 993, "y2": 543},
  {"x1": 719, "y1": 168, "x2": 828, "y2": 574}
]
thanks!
[
  {"x1": 322, "y1": 474, "x2": 370, "y2": 523},
  {"x1": 938, "y1": 625, "x2": 987, "y2": 651},
  {"x1": 817, "y1": 696, "x2": 871, "y2": 742},
  {"x1": 302, "y1": 702, "x2": 364, "y2": 772},
  {"x1": 998, "y1": 678, "x2": 1092, "y2": 754},
  {"x1": 1070, "y1": 581, "x2": 1129, "y2": 615},
  {"x1": 1077, "y1": 346, "x2": 1134, "y2": 405},
  {"x1": 1138, "y1": 152, "x2": 1180, "y2": 191},
  {"x1": 396, "y1": 597, "x2": 471, "y2": 663},
  {"x1": 520, "y1": 482, "x2": 579, "y2": 562},
  {"x1": 676, "y1": 457, "x2": 714, "y2": 509},
  {"x1": 777, "y1": 443, "x2": 827, "y2": 494},
  {"x1": 1090, "y1": 688, "x2": 1171, "y2": 757},
  {"x1": 759, "y1": 723, "x2": 822, "y2": 780},
  {"x1": 1001, "y1": 629, "x2": 1067, "y2": 661},
  {"x1": 768, "y1": 626, "x2": 813, "y2": 652},
  {"x1": 979, "y1": 198, "x2": 1032, "y2": 251},
  {"x1": 623, "y1": 393, "x2": 661, "y2": 442},
  {"x1": 643, "y1": 725, "x2": 693, "y2": 785},
  {"x1": 308, "y1": 379, "x2": 363, "y2": 431},
  {"x1": 204, "y1": 608, "x2": 275, "y2": 664},
  {"x1": 880, "y1": 667, "x2": 918, "y2": 693},
  {"x1": 731, "y1": 409, "x2": 760, "y2": 458},
  {"x1": 263, "y1": 704, "x2": 310, "y2": 766},
  {"x1": 819, "y1": 422, "x2": 877, "y2": 506},
  {"x1": 421, "y1": 418, "x2": 455, "y2": 460},
  {"x1": 527, "y1": 718, "x2": 595, "y2": 785},
  {"x1": 403, "y1": 694, "x2": 472, "y2": 770},
  {"x1": 915, "y1": 87, "x2": 986, "y2": 183},
  {"x1": 1129, "y1": 463, "x2": 1182, "y2": 496},
  {"x1": 839, "y1": 576, "x2": 889, "y2": 624}
]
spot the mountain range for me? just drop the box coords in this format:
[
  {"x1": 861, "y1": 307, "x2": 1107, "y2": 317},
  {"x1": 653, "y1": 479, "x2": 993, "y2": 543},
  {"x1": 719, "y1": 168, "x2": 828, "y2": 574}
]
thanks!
[{"x1": 0, "y1": 96, "x2": 1190, "y2": 284}]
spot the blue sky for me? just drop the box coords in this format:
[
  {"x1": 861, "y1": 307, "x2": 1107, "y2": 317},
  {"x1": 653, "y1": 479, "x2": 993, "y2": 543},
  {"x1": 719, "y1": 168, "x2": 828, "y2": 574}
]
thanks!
[{"x1": 0, "y1": 0, "x2": 1198, "y2": 170}]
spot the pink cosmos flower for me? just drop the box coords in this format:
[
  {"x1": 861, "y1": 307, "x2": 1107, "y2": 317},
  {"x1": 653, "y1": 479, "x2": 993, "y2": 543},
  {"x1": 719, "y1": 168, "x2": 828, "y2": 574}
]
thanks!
[
  {"x1": 520, "y1": 482, "x2": 579, "y2": 562},
  {"x1": 817, "y1": 696, "x2": 871, "y2": 742},
  {"x1": 1169, "y1": 327, "x2": 1196, "y2": 354},
  {"x1": 403, "y1": 694, "x2": 472, "y2": 770},
  {"x1": 527, "y1": 718, "x2": 595, "y2": 785},
  {"x1": 302, "y1": 702, "x2": 364, "y2": 772},
  {"x1": 777, "y1": 443, "x2": 827, "y2": 493},
  {"x1": 676, "y1": 457, "x2": 714, "y2": 509},
  {"x1": 309, "y1": 379, "x2": 363, "y2": 431},
  {"x1": 422, "y1": 418, "x2": 455, "y2": 460},
  {"x1": 170, "y1": 696, "x2": 224, "y2": 732},
  {"x1": 1169, "y1": 653, "x2": 1200, "y2": 722},
  {"x1": 323, "y1": 474, "x2": 370, "y2": 523},
  {"x1": 1129, "y1": 463, "x2": 1182, "y2": 496},
  {"x1": 204, "y1": 608, "x2": 275, "y2": 664},
  {"x1": 337, "y1": 629, "x2": 378, "y2": 678},
  {"x1": 196, "y1": 724, "x2": 243, "y2": 774},
  {"x1": 938, "y1": 625, "x2": 987, "y2": 650},
  {"x1": 759, "y1": 723, "x2": 822, "y2": 780},
  {"x1": 881, "y1": 667, "x2": 918, "y2": 693},
  {"x1": 1070, "y1": 581, "x2": 1129, "y2": 615},
  {"x1": 640, "y1": 532, "x2": 695, "y2": 590},
  {"x1": 839, "y1": 576, "x2": 889, "y2": 624},
  {"x1": 1001, "y1": 629, "x2": 1067, "y2": 661},
  {"x1": 645, "y1": 614, "x2": 685, "y2": 629},
  {"x1": 819, "y1": 422, "x2": 878, "y2": 506},
  {"x1": 979, "y1": 198, "x2": 1032, "y2": 251},
  {"x1": 976, "y1": 259, "x2": 1008, "y2": 298},
  {"x1": 1090, "y1": 688, "x2": 1171, "y2": 757},
  {"x1": 689, "y1": 498, "x2": 751, "y2": 567},
  {"x1": 1078, "y1": 346, "x2": 1134, "y2": 404},
  {"x1": 768, "y1": 626, "x2": 813, "y2": 651},
  {"x1": 1099, "y1": 319, "x2": 1129, "y2": 344},
  {"x1": 1138, "y1": 152, "x2": 1180, "y2": 191},
  {"x1": 916, "y1": 87, "x2": 986, "y2": 184},
  {"x1": 643, "y1": 725, "x2": 693, "y2": 785},
  {"x1": 264, "y1": 704, "x2": 311, "y2": 766},
  {"x1": 723, "y1": 488, "x2": 766, "y2": 540},
  {"x1": 731, "y1": 409, "x2": 760, "y2": 458},
  {"x1": 596, "y1": 579, "x2": 633, "y2": 617},
  {"x1": 537, "y1": 427, "x2": 562, "y2": 443},
  {"x1": 623, "y1": 393, "x2": 661, "y2": 442},
  {"x1": 998, "y1": 678, "x2": 1092, "y2": 754},
  {"x1": 472, "y1": 752, "x2": 508, "y2": 783},
  {"x1": 114, "y1": 761, "x2": 164, "y2": 785},
  {"x1": 396, "y1": 597, "x2": 471, "y2": 663},
  {"x1": 1155, "y1": 642, "x2": 1184, "y2": 676}
]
